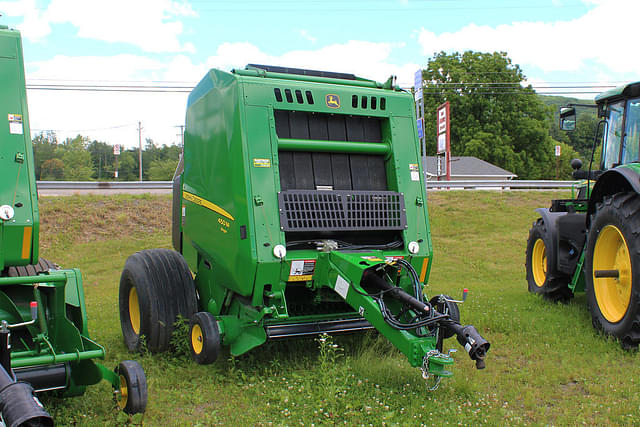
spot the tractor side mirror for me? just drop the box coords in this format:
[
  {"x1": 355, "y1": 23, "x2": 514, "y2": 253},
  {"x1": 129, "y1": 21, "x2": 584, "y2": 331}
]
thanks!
[
  {"x1": 559, "y1": 107, "x2": 576, "y2": 131},
  {"x1": 570, "y1": 158, "x2": 583, "y2": 171}
]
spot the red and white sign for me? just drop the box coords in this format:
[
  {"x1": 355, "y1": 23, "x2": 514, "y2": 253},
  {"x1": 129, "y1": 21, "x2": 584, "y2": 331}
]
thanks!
[
  {"x1": 436, "y1": 102, "x2": 450, "y2": 155},
  {"x1": 555, "y1": 145, "x2": 561, "y2": 157},
  {"x1": 113, "y1": 144, "x2": 121, "y2": 156},
  {"x1": 436, "y1": 101, "x2": 451, "y2": 181}
]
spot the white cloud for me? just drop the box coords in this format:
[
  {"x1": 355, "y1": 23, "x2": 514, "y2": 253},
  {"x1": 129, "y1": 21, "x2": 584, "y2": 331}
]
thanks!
[
  {"x1": 25, "y1": 40, "x2": 419, "y2": 147},
  {"x1": 417, "y1": 0, "x2": 640, "y2": 77},
  {"x1": 0, "y1": 0, "x2": 51, "y2": 40},
  {"x1": 205, "y1": 40, "x2": 419, "y2": 87},
  {"x1": 26, "y1": 54, "x2": 190, "y2": 148},
  {"x1": 298, "y1": 29, "x2": 317, "y2": 44},
  {"x1": 1, "y1": 0, "x2": 195, "y2": 52}
]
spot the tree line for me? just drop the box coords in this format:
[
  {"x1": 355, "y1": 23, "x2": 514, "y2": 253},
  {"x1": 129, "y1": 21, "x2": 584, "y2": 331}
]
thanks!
[
  {"x1": 32, "y1": 131, "x2": 181, "y2": 181},
  {"x1": 419, "y1": 51, "x2": 598, "y2": 180}
]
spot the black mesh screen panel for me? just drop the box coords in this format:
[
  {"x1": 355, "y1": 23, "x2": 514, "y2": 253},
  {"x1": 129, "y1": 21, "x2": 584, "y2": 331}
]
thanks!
[{"x1": 278, "y1": 190, "x2": 406, "y2": 232}]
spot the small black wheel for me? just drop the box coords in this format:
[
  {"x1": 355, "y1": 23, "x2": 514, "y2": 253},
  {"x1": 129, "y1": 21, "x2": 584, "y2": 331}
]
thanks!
[
  {"x1": 115, "y1": 360, "x2": 148, "y2": 415},
  {"x1": 189, "y1": 312, "x2": 221, "y2": 365},
  {"x1": 525, "y1": 218, "x2": 572, "y2": 302},
  {"x1": 429, "y1": 294, "x2": 460, "y2": 339},
  {"x1": 119, "y1": 249, "x2": 197, "y2": 353},
  {"x1": 585, "y1": 193, "x2": 640, "y2": 348}
]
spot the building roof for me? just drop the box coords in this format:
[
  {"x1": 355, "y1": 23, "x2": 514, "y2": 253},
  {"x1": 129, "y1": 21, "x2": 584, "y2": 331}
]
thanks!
[{"x1": 425, "y1": 156, "x2": 517, "y2": 179}]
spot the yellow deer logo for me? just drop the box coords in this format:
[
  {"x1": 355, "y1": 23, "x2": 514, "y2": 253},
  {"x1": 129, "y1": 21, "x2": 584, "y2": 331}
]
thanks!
[{"x1": 325, "y1": 94, "x2": 340, "y2": 109}]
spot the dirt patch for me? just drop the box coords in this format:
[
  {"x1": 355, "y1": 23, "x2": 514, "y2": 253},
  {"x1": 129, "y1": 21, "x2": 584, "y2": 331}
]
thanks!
[{"x1": 38, "y1": 195, "x2": 171, "y2": 250}]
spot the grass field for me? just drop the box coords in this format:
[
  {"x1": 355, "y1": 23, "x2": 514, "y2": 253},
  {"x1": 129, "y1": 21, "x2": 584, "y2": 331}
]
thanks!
[{"x1": 34, "y1": 191, "x2": 640, "y2": 426}]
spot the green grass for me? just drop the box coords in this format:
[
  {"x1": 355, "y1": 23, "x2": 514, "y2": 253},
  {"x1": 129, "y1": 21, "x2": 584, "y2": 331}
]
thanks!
[{"x1": 32, "y1": 192, "x2": 640, "y2": 426}]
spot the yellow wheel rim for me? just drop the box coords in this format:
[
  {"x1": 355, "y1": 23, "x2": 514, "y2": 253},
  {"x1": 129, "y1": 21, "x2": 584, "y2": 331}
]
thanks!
[
  {"x1": 117, "y1": 374, "x2": 128, "y2": 409},
  {"x1": 128, "y1": 287, "x2": 140, "y2": 335},
  {"x1": 532, "y1": 238, "x2": 547, "y2": 287},
  {"x1": 191, "y1": 324, "x2": 204, "y2": 355},
  {"x1": 593, "y1": 225, "x2": 632, "y2": 323}
]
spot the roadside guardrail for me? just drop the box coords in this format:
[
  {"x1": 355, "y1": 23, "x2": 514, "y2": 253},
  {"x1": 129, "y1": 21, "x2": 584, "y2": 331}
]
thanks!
[{"x1": 36, "y1": 180, "x2": 577, "y2": 194}]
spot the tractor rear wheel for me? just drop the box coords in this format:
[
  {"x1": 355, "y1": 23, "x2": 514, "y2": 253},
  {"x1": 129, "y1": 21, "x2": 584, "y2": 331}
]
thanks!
[
  {"x1": 119, "y1": 249, "x2": 197, "y2": 353},
  {"x1": 525, "y1": 218, "x2": 572, "y2": 302},
  {"x1": 585, "y1": 193, "x2": 640, "y2": 348}
]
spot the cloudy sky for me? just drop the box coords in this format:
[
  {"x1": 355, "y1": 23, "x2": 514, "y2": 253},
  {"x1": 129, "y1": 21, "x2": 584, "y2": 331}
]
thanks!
[{"x1": 0, "y1": 0, "x2": 637, "y2": 148}]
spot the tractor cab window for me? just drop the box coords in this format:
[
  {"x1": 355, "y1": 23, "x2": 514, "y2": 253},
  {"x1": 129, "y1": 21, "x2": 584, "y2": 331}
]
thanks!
[
  {"x1": 602, "y1": 101, "x2": 625, "y2": 170},
  {"x1": 622, "y1": 98, "x2": 640, "y2": 164}
]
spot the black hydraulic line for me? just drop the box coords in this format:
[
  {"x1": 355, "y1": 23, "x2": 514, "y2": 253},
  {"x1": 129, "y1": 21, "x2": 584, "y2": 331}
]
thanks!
[
  {"x1": 362, "y1": 266, "x2": 490, "y2": 369},
  {"x1": 0, "y1": 326, "x2": 53, "y2": 426},
  {"x1": 362, "y1": 269, "x2": 429, "y2": 314}
]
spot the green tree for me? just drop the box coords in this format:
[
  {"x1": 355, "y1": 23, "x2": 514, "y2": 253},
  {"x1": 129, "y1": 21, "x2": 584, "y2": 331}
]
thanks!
[
  {"x1": 148, "y1": 158, "x2": 179, "y2": 180},
  {"x1": 32, "y1": 131, "x2": 59, "y2": 179},
  {"x1": 420, "y1": 51, "x2": 556, "y2": 179},
  {"x1": 40, "y1": 158, "x2": 65, "y2": 180},
  {"x1": 59, "y1": 135, "x2": 94, "y2": 180}
]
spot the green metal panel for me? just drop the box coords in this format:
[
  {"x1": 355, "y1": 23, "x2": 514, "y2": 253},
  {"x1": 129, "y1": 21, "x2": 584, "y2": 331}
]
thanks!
[
  {"x1": 0, "y1": 28, "x2": 39, "y2": 270},
  {"x1": 182, "y1": 65, "x2": 444, "y2": 369}
]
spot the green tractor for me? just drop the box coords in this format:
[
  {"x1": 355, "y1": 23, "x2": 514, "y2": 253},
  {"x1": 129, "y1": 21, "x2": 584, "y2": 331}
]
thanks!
[
  {"x1": 0, "y1": 25, "x2": 147, "y2": 423},
  {"x1": 119, "y1": 64, "x2": 490, "y2": 386},
  {"x1": 526, "y1": 81, "x2": 640, "y2": 348}
]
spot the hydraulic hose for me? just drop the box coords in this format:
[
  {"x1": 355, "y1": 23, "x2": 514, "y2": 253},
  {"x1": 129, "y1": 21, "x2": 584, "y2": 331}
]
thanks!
[
  {"x1": 0, "y1": 328, "x2": 53, "y2": 427},
  {"x1": 361, "y1": 268, "x2": 490, "y2": 369}
]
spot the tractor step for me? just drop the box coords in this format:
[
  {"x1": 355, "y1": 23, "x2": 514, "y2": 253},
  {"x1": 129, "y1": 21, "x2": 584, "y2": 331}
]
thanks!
[{"x1": 265, "y1": 318, "x2": 373, "y2": 339}]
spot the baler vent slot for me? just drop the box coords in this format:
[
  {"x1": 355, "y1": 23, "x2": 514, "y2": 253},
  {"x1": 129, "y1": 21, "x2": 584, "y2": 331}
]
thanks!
[
  {"x1": 278, "y1": 190, "x2": 406, "y2": 232},
  {"x1": 350, "y1": 95, "x2": 385, "y2": 111},
  {"x1": 274, "y1": 89, "x2": 315, "y2": 105}
]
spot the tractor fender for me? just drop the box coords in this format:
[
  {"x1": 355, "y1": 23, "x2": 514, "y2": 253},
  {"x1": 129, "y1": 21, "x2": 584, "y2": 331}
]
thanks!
[{"x1": 587, "y1": 167, "x2": 640, "y2": 221}]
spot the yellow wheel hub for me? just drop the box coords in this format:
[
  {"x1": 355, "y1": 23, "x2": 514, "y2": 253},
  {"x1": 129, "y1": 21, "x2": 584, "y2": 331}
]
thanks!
[
  {"x1": 117, "y1": 374, "x2": 128, "y2": 409},
  {"x1": 128, "y1": 287, "x2": 140, "y2": 335},
  {"x1": 191, "y1": 324, "x2": 204, "y2": 354},
  {"x1": 593, "y1": 225, "x2": 632, "y2": 323},
  {"x1": 532, "y1": 238, "x2": 547, "y2": 287}
]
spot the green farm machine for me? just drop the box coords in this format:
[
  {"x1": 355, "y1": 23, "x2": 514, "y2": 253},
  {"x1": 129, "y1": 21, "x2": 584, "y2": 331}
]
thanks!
[
  {"x1": 119, "y1": 64, "x2": 490, "y2": 385},
  {"x1": 526, "y1": 82, "x2": 640, "y2": 348},
  {"x1": 0, "y1": 25, "x2": 146, "y2": 424}
]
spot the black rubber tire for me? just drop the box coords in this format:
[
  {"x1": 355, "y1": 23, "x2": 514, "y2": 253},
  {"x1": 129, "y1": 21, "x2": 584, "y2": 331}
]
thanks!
[
  {"x1": 6, "y1": 258, "x2": 59, "y2": 277},
  {"x1": 525, "y1": 218, "x2": 572, "y2": 303},
  {"x1": 119, "y1": 249, "x2": 197, "y2": 353},
  {"x1": 429, "y1": 294, "x2": 460, "y2": 339},
  {"x1": 115, "y1": 360, "x2": 148, "y2": 415},
  {"x1": 585, "y1": 193, "x2": 640, "y2": 349},
  {"x1": 189, "y1": 311, "x2": 221, "y2": 365}
]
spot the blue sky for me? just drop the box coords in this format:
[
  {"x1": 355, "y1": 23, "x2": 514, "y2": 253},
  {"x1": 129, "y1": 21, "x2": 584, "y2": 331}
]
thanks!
[{"x1": 0, "y1": 0, "x2": 636, "y2": 148}]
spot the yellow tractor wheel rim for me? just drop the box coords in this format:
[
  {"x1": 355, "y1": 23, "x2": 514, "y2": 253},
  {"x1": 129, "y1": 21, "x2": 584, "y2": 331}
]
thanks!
[
  {"x1": 191, "y1": 324, "x2": 204, "y2": 355},
  {"x1": 532, "y1": 238, "x2": 547, "y2": 287},
  {"x1": 117, "y1": 374, "x2": 128, "y2": 409},
  {"x1": 128, "y1": 287, "x2": 141, "y2": 335},
  {"x1": 593, "y1": 225, "x2": 632, "y2": 323}
]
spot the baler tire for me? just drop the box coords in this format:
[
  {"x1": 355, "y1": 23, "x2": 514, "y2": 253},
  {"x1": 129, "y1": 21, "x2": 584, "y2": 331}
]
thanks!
[
  {"x1": 585, "y1": 193, "x2": 640, "y2": 349},
  {"x1": 189, "y1": 312, "x2": 221, "y2": 365},
  {"x1": 525, "y1": 218, "x2": 572, "y2": 303},
  {"x1": 119, "y1": 249, "x2": 197, "y2": 353},
  {"x1": 115, "y1": 360, "x2": 148, "y2": 415}
]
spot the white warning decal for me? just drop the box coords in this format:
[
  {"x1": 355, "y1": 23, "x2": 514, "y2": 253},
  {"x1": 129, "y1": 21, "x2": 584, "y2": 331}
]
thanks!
[{"x1": 334, "y1": 275, "x2": 350, "y2": 299}]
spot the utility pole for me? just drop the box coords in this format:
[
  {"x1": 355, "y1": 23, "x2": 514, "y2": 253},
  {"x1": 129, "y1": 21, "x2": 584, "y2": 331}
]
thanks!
[
  {"x1": 175, "y1": 125, "x2": 185, "y2": 148},
  {"x1": 138, "y1": 121, "x2": 143, "y2": 181}
]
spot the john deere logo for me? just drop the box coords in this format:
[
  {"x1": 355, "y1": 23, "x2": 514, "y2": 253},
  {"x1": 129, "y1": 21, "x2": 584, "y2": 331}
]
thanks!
[{"x1": 326, "y1": 94, "x2": 340, "y2": 109}]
